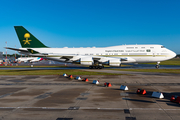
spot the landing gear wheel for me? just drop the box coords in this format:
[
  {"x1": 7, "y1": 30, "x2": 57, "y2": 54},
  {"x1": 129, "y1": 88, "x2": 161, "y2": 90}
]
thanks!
[
  {"x1": 98, "y1": 66, "x2": 102, "y2": 69},
  {"x1": 89, "y1": 65, "x2": 104, "y2": 69},
  {"x1": 155, "y1": 62, "x2": 160, "y2": 69},
  {"x1": 155, "y1": 65, "x2": 159, "y2": 69}
]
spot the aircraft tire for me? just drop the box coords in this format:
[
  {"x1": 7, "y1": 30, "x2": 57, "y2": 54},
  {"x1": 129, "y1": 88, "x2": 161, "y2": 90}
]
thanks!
[
  {"x1": 89, "y1": 66, "x2": 103, "y2": 69},
  {"x1": 155, "y1": 65, "x2": 159, "y2": 69},
  {"x1": 89, "y1": 66, "x2": 92, "y2": 69},
  {"x1": 98, "y1": 66, "x2": 102, "y2": 69}
]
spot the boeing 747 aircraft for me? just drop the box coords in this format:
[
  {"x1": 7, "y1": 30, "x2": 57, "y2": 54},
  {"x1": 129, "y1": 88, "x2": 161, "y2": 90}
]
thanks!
[{"x1": 6, "y1": 26, "x2": 176, "y2": 69}]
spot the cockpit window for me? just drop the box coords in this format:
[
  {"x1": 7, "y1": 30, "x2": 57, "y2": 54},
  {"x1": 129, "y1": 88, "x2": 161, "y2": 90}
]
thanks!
[{"x1": 161, "y1": 46, "x2": 165, "y2": 48}]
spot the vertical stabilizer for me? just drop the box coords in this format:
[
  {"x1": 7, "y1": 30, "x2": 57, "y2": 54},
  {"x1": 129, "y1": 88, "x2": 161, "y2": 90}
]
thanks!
[{"x1": 14, "y1": 26, "x2": 48, "y2": 48}]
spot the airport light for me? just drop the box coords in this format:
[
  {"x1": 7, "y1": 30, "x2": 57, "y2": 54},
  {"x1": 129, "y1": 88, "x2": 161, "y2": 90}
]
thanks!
[
  {"x1": 5, "y1": 41, "x2": 7, "y2": 59},
  {"x1": 15, "y1": 45, "x2": 16, "y2": 59}
]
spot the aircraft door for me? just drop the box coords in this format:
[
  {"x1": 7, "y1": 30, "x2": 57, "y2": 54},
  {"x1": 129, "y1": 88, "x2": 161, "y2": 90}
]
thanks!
[{"x1": 152, "y1": 51, "x2": 156, "y2": 57}]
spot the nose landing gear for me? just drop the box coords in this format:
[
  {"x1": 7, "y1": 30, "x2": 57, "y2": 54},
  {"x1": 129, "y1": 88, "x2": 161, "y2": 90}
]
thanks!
[{"x1": 155, "y1": 62, "x2": 160, "y2": 69}]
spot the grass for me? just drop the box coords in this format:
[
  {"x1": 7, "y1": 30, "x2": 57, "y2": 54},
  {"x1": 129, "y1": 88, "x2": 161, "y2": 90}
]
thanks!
[
  {"x1": 111, "y1": 69, "x2": 180, "y2": 74},
  {"x1": 140, "y1": 58, "x2": 180, "y2": 66},
  {"x1": 0, "y1": 69, "x2": 125, "y2": 75}
]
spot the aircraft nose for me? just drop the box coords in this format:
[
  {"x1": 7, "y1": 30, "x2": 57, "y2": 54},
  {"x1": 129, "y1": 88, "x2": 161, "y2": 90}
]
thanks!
[{"x1": 171, "y1": 51, "x2": 176, "y2": 58}]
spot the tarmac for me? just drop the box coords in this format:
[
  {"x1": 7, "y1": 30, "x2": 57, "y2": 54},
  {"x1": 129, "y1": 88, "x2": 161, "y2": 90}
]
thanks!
[{"x1": 0, "y1": 69, "x2": 180, "y2": 120}]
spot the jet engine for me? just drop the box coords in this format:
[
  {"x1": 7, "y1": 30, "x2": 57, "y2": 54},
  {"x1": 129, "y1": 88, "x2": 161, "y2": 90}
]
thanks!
[
  {"x1": 108, "y1": 59, "x2": 121, "y2": 66},
  {"x1": 80, "y1": 57, "x2": 93, "y2": 65}
]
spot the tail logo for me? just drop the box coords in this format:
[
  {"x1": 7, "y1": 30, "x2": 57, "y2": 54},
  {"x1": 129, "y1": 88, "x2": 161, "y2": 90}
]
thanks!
[{"x1": 23, "y1": 33, "x2": 32, "y2": 45}]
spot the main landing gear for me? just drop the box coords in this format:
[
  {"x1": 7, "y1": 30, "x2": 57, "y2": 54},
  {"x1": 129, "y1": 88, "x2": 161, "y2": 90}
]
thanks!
[
  {"x1": 89, "y1": 65, "x2": 104, "y2": 69},
  {"x1": 155, "y1": 62, "x2": 160, "y2": 69}
]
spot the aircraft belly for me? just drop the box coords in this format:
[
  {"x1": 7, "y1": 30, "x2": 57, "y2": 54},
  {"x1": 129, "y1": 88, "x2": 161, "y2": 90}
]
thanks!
[{"x1": 132, "y1": 56, "x2": 169, "y2": 63}]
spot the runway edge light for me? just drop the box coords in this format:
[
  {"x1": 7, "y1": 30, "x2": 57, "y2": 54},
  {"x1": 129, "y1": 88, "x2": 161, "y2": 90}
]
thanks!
[
  {"x1": 151, "y1": 92, "x2": 164, "y2": 99},
  {"x1": 120, "y1": 85, "x2": 128, "y2": 90},
  {"x1": 82, "y1": 78, "x2": 89, "y2": 82},
  {"x1": 104, "y1": 82, "x2": 112, "y2": 87},
  {"x1": 63, "y1": 73, "x2": 67, "y2": 77},
  {"x1": 136, "y1": 88, "x2": 146, "y2": 95},
  {"x1": 92, "y1": 80, "x2": 99, "y2": 84},
  {"x1": 69, "y1": 75, "x2": 73, "y2": 79},
  {"x1": 76, "y1": 76, "x2": 82, "y2": 80}
]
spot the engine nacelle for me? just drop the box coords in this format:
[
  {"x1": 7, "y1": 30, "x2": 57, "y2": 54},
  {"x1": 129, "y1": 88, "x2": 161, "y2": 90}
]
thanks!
[
  {"x1": 108, "y1": 59, "x2": 121, "y2": 66},
  {"x1": 80, "y1": 57, "x2": 93, "y2": 65},
  {"x1": 69, "y1": 56, "x2": 81, "y2": 61}
]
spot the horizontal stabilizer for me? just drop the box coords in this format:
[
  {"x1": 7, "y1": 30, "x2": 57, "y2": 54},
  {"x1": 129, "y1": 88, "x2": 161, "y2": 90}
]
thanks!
[{"x1": 5, "y1": 47, "x2": 29, "y2": 53}]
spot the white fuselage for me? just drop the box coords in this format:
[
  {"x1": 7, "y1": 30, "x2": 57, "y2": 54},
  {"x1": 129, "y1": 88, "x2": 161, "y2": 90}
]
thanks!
[
  {"x1": 16, "y1": 57, "x2": 42, "y2": 63},
  {"x1": 19, "y1": 44, "x2": 176, "y2": 65}
]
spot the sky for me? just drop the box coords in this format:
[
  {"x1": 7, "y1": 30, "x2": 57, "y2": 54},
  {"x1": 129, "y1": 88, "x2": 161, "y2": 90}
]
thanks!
[{"x1": 0, "y1": 0, "x2": 180, "y2": 54}]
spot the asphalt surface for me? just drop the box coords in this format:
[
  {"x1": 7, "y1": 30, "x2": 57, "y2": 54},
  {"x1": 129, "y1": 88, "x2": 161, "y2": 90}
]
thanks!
[
  {"x1": 0, "y1": 69, "x2": 180, "y2": 120},
  {"x1": 1, "y1": 62, "x2": 180, "y2": 70}
]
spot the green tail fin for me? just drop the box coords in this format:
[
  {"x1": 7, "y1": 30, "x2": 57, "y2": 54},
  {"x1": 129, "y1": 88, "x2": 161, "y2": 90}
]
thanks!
[{"x1": 14, "y1": 26, "x2": 48, "y2": 48}]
